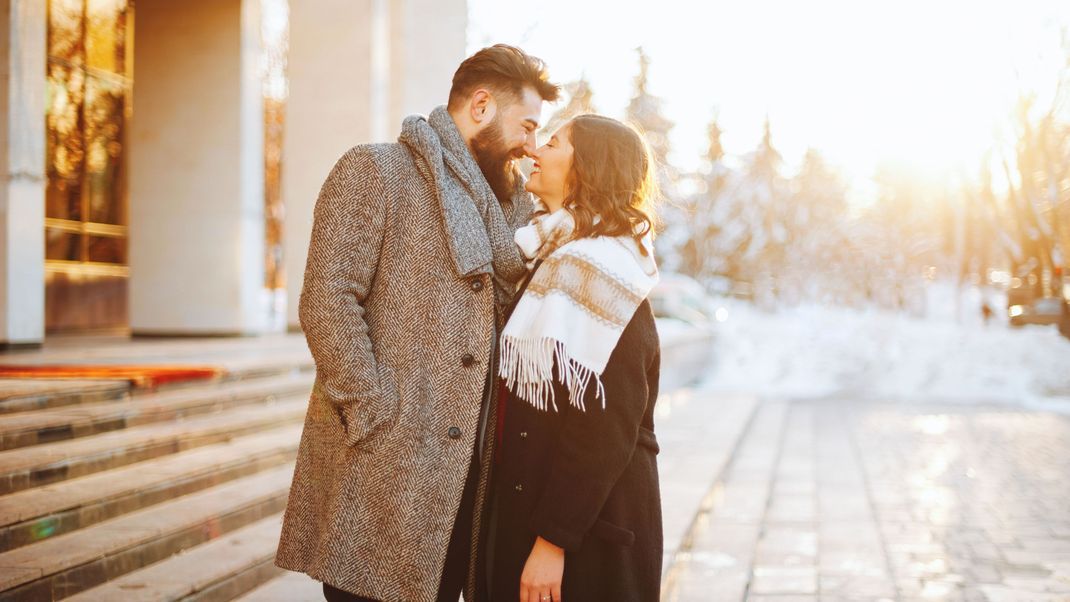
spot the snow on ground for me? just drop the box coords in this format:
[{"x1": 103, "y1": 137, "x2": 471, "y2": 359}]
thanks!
[{"x1": 699, "y1": 282, "x2": 1070, "y2": 414}]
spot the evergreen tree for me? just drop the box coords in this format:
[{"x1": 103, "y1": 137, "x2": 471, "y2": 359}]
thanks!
[
  {"x1": 623, "y1": 48, "x2": 683, "y2": 270},
  {"x1": 677, "y1": 115, "x2": 733, "y2": 280},
  {"x1": 781, "y1": 149, "x2": 853, "y2": 304},
  {"x1": 540, "y1": 77, "x2": 596, "y2": 139},
  {"x1": 735, "y1": 117, "x2": 789, "y2": 305},
  {"x1": 625, "y1": 48, "x2": 674, "y2": 169}
]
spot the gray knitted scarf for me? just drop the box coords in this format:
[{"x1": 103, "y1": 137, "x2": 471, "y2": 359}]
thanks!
[{"x1": 400, "y1": 106, "x2": 531, "y2": 318}]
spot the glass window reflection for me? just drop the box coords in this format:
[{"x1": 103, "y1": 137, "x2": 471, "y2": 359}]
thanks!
[
  {"x1": 46, "y1": 64, "x2": 86, "y2": 221},
  {"x1": 84, "y1": 75, "x2": 126, "y2": 225},
  {"x1": 86, "y1": 0, "x2": 126, "y2": 74},
  {"x1": 47, "y1": 0, "x2": 85, "y2": 65},
  {"x1": 87, "y1": 235, "x2": 126, "y2": 264},
  {"x1": 45, "y1": 228, "x2": 83, "y2": 262},
  {"x1": 46, "y1": 0, "x2": 130, "y2": 264}
]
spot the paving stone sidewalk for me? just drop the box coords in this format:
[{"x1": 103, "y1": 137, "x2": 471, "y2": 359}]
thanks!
[
  {"x1": 663, "y1": 398, "x2": 1070, "y2": 602},
  {"x1": 656, "y1": 390, "x2": 760, "y2": 575},
  {"x1": 239, "y1": 389, "x2": 762, "y2": 601}
]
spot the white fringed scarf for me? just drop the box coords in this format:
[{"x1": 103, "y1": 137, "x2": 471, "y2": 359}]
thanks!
[{"x1": 499, "y1": 205, "x2": 659, "y2": 412}]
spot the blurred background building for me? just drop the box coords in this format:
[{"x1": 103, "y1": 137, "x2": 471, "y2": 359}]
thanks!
[{"x1": 0, "y1": 0, "x2": 466, "y2": 348}]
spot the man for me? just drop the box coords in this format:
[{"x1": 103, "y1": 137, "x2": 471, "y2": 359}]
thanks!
[{"x1": 275, "y1": 45, "x2": 559, "y2": 602}]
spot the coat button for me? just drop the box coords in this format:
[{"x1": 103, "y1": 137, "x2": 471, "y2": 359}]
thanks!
[
  {"x1": 514, "y1": 483, "x2": 523, "y2": 492},
  {"x1": 469, "y1": 278, "x2": 484, "y2": 292},
  {"x1": 519, "y1": 431, "x2": 528, "y2": 438},
  {"x1": 461, "y1": 353, "x2": 475, "y2": 367},
  {"x1": 448, "y1": 426, "x2": 461, "y2": 439}
]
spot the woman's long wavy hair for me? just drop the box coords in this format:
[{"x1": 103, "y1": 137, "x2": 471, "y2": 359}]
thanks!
[{"x1": 559, "y1": 114, "x2": 660, "y2": 255}]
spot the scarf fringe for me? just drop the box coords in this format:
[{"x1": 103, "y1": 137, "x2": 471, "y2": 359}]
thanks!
[{"x1": 499, "y1": 335, "x2": 607, "y2": 412}]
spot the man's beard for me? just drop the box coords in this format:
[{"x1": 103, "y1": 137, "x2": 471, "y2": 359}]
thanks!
[{"x1": 471, "y1": 117, "x2": 524, "y2": 205}]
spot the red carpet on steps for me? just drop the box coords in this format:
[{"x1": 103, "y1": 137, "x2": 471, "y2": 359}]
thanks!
[{"x1": 0, "y1": 365, "x2": 223, "y2": 388}]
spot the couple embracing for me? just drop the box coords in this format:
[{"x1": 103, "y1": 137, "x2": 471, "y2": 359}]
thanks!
[{"x1": 274, "y1": 44, "x2": 663, "y2": 602}]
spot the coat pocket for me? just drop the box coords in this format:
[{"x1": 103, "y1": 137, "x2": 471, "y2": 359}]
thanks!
[
  {"x1": 589, "y1": 518, "x2": 636, "y2": 547},
  {"x1": 339, "y1": 362, "x2": 402, "y2": 448}
]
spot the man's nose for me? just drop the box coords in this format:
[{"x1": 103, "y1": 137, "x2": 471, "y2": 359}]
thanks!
[{"x1": 523, "y1": 135, "x2": 537, "y2": 157}]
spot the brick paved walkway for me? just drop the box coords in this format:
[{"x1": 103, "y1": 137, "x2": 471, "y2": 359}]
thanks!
[{"x1": 663, "y1": 399, "x2": 1070, "y2": 601}]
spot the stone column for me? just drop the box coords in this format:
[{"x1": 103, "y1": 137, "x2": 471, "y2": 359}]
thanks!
[
  {"x1": 128, "y1": 0, "x2": 273, "y2": 335},
  {"x1": 283, "y1": 0, "x2": 467, "y2": 329},
  {"x1": 281, "y1": 0, "x2": 389, "y2": 329},
  {"x1": 387, "y1": 0, "x2": 467, "y2": 138},
  {"x1": 0, "y1": 0, "x2": 46, "y2": 347}
]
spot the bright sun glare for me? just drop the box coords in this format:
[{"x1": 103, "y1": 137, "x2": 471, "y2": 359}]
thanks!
[{"x1": 469, "y1": 0, "x2": 1070, "y2": 201}]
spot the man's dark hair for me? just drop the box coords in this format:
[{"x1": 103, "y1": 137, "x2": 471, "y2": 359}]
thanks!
[{"x1": 447, "y1": 44, "x2": 560, "y2": 111}]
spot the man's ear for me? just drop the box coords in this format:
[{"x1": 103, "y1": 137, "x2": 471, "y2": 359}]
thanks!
[{"x1": 471, "y1": 89, "x2": 495, "y2": 124}]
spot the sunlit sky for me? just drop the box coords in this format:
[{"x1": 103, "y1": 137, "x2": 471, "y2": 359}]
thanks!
[{"x1": 468, "y1": 0, "x2": 1070, "y2": 202}]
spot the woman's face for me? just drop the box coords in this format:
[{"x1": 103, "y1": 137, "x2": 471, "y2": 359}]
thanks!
[{"x1": 525, "y1": 124, "x2": 574, "y2": 210}]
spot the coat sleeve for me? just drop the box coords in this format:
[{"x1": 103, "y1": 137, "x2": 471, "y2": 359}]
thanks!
[
  {"x1": 527, "y1": 312, "x2": 655, "y2": 551},
  {"x1": 298, "y1": 147, "x2": 394, "y2": 446}
]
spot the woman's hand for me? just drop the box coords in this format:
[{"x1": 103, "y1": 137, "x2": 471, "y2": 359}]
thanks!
[{"x1": 520, "y1": 536, "x2": 564, "y2": 602}]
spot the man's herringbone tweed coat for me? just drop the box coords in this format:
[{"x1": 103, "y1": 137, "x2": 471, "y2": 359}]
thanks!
[{"x1": 274, "y1": 138, "x2": 531, "y2": 601}]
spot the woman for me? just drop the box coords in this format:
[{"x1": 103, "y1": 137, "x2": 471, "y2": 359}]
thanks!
[{"x1": 485, "y1": 114, "x2": 663, "y2": 601}]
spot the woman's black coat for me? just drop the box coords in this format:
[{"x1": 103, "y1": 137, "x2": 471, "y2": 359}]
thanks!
[{"x1": 486, "y1": 274, "x2": 663, "y2": 601}]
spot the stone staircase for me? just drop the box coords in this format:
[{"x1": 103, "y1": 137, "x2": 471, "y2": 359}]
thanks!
[
  {"x1": 0, "y1": 327, "x2": 725, "y2": 601},
  {"x1": 0, "y1": 335, "x2": 324, "y2": 601}
]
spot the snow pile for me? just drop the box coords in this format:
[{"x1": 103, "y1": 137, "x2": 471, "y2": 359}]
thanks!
[{"x1": 700, "y1": 293, "x2": 1070, "y2": 413}]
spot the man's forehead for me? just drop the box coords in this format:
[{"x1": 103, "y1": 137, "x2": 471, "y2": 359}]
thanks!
[{"x1": 513, "y1": 87, "x2": 544, "y2": 124}]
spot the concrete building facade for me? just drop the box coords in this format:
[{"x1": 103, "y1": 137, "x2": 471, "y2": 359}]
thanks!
[{"x1": 0, "y1": 0, "x2": 467, "y2": 347}]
